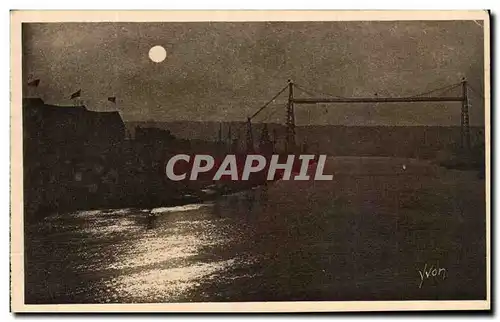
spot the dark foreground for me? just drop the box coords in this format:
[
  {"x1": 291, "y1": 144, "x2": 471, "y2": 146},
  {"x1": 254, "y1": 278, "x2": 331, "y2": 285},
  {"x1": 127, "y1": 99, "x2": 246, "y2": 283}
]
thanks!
[{"x1": 24, "y1": 157, "x2": 486, "y2": 303}]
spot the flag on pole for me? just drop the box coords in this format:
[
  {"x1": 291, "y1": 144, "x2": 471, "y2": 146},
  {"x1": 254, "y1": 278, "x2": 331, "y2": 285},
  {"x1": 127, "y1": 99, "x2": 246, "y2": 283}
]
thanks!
[
  {"x1": 70, "y1": 89, "x2": 81, "y2": 99},
  {"x1": 107, "y1": 97, "x2": 116, "y2": 104},
  {"x1": 27, "y1": 79, "x2": 40, "y2": 87}
]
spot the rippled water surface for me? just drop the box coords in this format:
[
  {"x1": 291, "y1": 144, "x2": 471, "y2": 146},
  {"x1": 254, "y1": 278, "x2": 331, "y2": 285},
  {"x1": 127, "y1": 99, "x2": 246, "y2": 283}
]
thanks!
[{"x1": 24, "y1": 157, "x2": 486, "y2": 303}]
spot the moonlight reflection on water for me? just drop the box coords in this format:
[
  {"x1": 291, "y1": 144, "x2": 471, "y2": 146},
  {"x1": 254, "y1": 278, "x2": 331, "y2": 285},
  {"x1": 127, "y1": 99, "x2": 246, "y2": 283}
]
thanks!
[{"x1": 24, "y1": 157, "x2": 486, "y2": 303}]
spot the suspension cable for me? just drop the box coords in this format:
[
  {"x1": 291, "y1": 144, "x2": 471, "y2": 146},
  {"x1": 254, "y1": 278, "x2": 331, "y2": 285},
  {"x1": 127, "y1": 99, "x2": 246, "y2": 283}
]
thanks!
[
  {"x1": 258, "y1": 102, "x2": 283, "y2": 123},
  {"x1": 294, "y1": 84, "x2": 321, "y2": 98},
  {"x1": 438, "y1": 83, "x2": 462, "y2": 96},
  {"x1": 294, "y1": 82, "x2": 348, "y2": 99},
  {"x1": 467, "y1": 84, "x2": 485, "y2": 100},
  {"x1": 231, "y1": 84, "x2": 290, "y2": 140},
  {"x1": 406, "y1": 82, "x2": 462, "y2": 98},
  {"x1": 249, "y1": 84, "x2": 289, "y2": 120}
]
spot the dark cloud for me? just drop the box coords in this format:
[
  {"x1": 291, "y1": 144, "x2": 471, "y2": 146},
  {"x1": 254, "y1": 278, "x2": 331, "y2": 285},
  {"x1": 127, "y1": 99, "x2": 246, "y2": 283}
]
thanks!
[{"x1": 22, "y1": 21, "x2": 485, "y2": 125}]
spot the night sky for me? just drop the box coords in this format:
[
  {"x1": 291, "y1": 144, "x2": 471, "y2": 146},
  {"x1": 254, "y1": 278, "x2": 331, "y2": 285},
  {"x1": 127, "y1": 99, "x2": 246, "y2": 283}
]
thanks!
[{"x1": 22, "y1": 20, "x2": 485, "y2": 126}]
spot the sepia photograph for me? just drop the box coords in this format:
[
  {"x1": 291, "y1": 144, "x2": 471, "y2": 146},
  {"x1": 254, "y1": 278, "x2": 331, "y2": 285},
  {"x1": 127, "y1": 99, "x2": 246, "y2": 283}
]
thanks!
[{"x1": 10, "y1": 10, "x2": 490, "y2": 312}]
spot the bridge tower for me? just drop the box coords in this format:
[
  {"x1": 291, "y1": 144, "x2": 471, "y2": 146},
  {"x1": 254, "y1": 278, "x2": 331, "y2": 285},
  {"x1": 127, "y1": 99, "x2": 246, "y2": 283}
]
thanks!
[{"x1": 286, "y1": 79, "x2": 296, "y2": 152}]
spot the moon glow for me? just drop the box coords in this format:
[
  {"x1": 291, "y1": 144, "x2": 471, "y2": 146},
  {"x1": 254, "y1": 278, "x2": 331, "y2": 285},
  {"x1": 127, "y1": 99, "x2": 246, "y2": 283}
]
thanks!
[{"x1": 148, "y1": 45, "x2": 167, "y2": 63}]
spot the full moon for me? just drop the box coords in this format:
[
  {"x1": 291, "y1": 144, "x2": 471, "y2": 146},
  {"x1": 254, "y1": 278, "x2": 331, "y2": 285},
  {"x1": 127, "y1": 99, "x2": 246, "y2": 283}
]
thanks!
[{"x1": 148, "y1": 45, "x2": 167, "y2": 63}]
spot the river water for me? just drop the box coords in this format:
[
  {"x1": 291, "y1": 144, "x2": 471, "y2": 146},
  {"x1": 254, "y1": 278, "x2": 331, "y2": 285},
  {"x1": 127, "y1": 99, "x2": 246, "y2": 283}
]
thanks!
[{"x1": 24, "y1": 157, "x2": 486, "y2": 303}]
